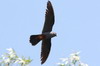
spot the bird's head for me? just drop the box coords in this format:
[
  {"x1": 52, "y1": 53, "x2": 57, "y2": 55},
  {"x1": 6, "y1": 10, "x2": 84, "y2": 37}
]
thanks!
[{"x1": 50, "y1": 32, "x2": 57, "y2": 37}]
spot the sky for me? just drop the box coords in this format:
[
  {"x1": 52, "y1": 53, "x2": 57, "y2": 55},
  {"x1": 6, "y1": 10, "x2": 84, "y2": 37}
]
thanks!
[{"x1": 0, "y1": 0, "x2": 100, "y2": 66}]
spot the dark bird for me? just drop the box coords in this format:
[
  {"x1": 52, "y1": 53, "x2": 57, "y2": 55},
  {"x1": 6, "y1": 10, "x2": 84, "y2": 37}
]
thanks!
[{"x1": 29, "y1": 1, "x2": 56, "y2": 64}]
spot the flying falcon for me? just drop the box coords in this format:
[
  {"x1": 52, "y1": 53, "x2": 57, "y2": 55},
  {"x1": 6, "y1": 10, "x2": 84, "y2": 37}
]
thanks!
[{"x1": 29, "y1": 1, "x2": 56, "y2": 64}]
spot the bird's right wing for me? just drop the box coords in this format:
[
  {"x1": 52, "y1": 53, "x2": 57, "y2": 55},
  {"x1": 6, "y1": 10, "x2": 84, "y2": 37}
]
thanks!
[{"x1": 42, "y1": 1, "x2": 55, "y2": 33}]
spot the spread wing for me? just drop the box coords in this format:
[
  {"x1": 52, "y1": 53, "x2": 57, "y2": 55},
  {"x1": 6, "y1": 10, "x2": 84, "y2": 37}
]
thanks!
[
  {"x1": 41, "y1": 39, "x2": 51, "y2": 64},
  {"x1": 42, "y1": 1, "x2": 55, "y2": 33}
]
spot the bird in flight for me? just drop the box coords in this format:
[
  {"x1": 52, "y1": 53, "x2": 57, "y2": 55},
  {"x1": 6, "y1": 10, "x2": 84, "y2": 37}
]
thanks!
[{"x1": 29, "y1": 1, "x2": 56, "y2": 64}]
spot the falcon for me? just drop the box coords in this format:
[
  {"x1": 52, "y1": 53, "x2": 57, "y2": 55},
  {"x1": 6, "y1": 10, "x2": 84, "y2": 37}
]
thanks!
[{"x1": 29, "y1": 1, "x2": 56, "y2": 64}]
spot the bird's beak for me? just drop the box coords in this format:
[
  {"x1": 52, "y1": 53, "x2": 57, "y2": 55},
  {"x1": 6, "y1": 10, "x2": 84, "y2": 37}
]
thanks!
[{"x1": 55, "y1": 34, "x2": 57, "y2": 37}]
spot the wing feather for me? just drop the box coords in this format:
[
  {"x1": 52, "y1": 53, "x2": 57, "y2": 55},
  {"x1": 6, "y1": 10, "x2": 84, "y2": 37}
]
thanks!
[
  {"x1": 42, "y1": 1, "x2": 55, "y2": 33},
  {"x1": 41, "y1": 39, "x2": 51, "y2": 64}
]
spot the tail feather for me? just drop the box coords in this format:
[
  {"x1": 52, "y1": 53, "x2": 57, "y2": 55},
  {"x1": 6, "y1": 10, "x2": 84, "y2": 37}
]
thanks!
[{"x1": 29, "y1": 34, "x2": 45, "y2": 46}]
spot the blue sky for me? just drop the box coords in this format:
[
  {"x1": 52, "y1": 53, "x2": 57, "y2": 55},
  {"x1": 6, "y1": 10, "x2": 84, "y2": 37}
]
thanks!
[{"x1": 0, "y1": 0, "x2": 100, "y2": 66}]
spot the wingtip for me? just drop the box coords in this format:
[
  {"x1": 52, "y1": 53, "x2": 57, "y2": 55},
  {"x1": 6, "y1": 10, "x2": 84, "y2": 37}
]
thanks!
[
  {"x1": 41, "y1": 60, "x2": 46, "y2": 65},
  {"x1": 41, "y1": 60, "x2": 44, "y2": 65},
  {"x1": 41, "y1": 57, "x2": 45, "y2": 64},
  {"x1": 47, "y1": 0, "x2": 51, "y2": 4},
  {"x1": 41, "y1": 61, "x2": 44, "y2": 65},
  {"x1": 47, "y1": 0, "x2": 53, "y2": 10}
]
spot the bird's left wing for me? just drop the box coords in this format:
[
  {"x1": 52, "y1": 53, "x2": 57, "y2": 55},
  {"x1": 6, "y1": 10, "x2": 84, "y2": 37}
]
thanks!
[{"x1": 41, "y1": 39, "x2": 51, "y2": 64}]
